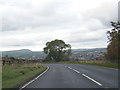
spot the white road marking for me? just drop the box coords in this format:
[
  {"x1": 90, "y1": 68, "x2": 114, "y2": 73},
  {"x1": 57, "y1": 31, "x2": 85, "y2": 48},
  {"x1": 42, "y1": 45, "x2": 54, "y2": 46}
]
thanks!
[
  {"x1": 72, "y1": 69, "x2": 80, "y2": 73},
  {"x1": 19, "y1": 66, "x2": 49, "y2": 90},
  {"x1": 66, "y1": 66, "x2": 102, "y2": 87},
  {"x1": 82, "y1": 74, "x2": 102, "y2": 86},
  {"x1": 68, "y1": 67, "x2": 72, "y2": 69}
]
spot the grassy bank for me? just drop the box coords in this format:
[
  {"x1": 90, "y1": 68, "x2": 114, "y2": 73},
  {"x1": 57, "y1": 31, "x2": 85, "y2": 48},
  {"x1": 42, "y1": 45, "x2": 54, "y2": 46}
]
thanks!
[
  {"x1": 58, "y1": 61, "x2": 118, "y2": 69},
  {"x1": 2, "y1": 63, "x2": 47, "y2": 88},
  {"x1": 69, "y1": 62, "x2": 118, "y2": 68}
]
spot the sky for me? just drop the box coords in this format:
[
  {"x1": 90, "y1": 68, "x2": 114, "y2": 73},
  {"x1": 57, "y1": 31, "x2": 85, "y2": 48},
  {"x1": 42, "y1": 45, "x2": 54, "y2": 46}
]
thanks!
[{"x1": 0, "y1": 0, "x2": 119, "y2": 51}]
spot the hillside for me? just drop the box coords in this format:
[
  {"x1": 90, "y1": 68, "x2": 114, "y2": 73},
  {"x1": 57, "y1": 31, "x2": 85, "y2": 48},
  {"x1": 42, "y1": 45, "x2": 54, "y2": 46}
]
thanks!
[
  {"x1": 1, "y1": 48, "x2": 106, "y2": 60},
  {"x1": 2, "y1": 49, "x2": 46, "y2": 60}
]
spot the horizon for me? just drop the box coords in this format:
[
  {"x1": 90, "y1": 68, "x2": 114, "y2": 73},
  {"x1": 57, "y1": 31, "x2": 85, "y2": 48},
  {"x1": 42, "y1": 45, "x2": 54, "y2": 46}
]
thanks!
[{"x1": 1, "y1": 47, "x2": 107, "y2": 52}]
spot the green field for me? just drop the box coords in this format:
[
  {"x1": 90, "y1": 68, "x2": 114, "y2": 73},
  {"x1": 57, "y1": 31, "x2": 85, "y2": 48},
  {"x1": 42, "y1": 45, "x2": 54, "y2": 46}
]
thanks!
[{"x1": 2, "y1": 63, "x2": 47, "y2": 88}]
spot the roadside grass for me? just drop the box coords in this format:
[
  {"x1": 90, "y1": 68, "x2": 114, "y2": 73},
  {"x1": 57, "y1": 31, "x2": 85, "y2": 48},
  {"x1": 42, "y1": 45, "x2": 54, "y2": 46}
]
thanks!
[
  {"x1": 2, "y1": 63, "x2": 47, "y2": 88},
  {"x1": 58, "y1": 61, "x2": 118, "y2": 69},
  {"x1": 70, "y1": 62, "x2": 118, "y2": 68}
]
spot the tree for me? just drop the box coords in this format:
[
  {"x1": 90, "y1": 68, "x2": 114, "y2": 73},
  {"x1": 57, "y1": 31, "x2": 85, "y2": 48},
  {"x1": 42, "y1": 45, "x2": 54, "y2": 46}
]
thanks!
[
  {"x1": 43, "y1": 39, "x2": 71, "y2": 62},
  {"x1": 106, "y1": 21, "x2": 120, "y2": 62}
]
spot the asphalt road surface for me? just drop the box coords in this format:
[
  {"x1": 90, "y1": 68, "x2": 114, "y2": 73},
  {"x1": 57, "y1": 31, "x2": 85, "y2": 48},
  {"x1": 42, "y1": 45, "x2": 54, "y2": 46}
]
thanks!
[{"x1": 25, "y1": 64, "x2": 118, "y2": 88}]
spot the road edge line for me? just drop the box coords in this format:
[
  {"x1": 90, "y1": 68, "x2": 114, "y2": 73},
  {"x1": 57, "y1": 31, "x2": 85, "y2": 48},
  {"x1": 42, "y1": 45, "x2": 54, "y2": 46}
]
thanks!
[{"x1": 19, "y1": 66, "x2": 49, "y2": 90}]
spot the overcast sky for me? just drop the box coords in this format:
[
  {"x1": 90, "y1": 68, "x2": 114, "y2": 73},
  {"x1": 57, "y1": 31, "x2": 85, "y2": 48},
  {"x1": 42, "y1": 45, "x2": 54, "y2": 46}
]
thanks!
[{"x1": 0, "y1": 0, "x2": 119, "y2": 51}]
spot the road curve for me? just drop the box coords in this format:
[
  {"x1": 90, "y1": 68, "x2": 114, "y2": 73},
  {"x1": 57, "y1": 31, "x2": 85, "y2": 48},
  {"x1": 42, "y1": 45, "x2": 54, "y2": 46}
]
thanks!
[{"x1": 25, "y1": 64, "x2": 118, "y2": 88}]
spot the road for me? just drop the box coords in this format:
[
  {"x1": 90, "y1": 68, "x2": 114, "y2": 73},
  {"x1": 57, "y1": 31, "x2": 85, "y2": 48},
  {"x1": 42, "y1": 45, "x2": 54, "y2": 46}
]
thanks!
[{"x1": 25, "y1": 64, "x2": 118, "y2": 88}]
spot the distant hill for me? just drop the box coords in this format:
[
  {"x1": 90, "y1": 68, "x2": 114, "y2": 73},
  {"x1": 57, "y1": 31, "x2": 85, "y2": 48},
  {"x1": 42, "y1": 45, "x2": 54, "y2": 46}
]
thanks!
[
  {"x1": 1, "y1": 48, "x2": 106, "y2": 60},
  {"x1": 2, "y1": 49, "x2": 46, "y2": 60}
]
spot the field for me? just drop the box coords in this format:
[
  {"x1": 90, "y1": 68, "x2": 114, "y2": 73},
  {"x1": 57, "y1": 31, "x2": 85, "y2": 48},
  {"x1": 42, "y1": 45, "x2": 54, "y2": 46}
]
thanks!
[{"x1": 2, "y1": 63, "x2": 47, "y2": 88}]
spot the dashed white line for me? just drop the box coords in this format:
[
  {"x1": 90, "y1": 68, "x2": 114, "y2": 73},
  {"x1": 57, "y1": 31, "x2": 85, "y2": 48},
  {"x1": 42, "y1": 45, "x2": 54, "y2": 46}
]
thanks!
[
  {"x1": 67, "y1": 66, "x2": 102, "y2": 86},
  {"x1": 19, "y1": 66, "x2": 49, "y2": 90},
  {"x1": 82, "y1": 74, "x2": 102, "y2": 86},
  {"x1": 68, "y1": 67, "x2": 72, "y2": 69},
  {"x1": 72, "y1": 69, "x2": 80, "y2": 73}
]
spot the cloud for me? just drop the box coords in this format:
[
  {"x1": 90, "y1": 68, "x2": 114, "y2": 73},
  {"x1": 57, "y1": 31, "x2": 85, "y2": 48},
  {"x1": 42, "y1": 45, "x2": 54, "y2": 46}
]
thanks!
[
  {"x1": 82, "y1": 1, "x2": 118, "y2": 28},
  {"x1": 0, "y1": 0, "x2": 119, "y2": 51}
]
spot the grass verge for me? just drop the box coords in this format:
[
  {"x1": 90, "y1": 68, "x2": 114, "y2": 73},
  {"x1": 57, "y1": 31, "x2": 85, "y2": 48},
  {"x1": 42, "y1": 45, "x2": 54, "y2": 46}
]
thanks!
[
  {"x1": 70, "y1": 62, "x2": 118, "y2": 68},
  {"x1": 2, "y1": 63, "x2": 47, "y2": 88},
  {"x1": 58, "y1": 61, "x2": 118, "y2": 69}
]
